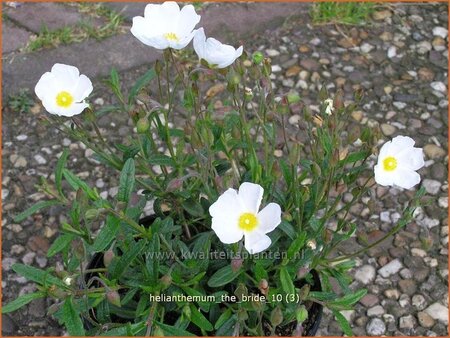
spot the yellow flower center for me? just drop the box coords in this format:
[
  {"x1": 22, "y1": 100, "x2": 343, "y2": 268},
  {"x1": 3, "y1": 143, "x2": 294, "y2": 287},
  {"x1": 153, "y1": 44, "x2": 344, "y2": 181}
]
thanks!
[
  {"x1": 56, "y1": 91, "x2": 74, "y2": 108},
  {"x1": 238, "y1": 213, "x2": 258, "y2": 232},
  {"x1": 164, "y1": 32, "x2": 179, "y2": 42},
  {"x1": 383, "y1": 156, "x2": 398, "y2": 171}
]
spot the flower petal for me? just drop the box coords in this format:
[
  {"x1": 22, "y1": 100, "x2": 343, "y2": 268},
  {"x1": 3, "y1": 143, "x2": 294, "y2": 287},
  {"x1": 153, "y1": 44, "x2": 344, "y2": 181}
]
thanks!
[
  {"x1": 374, "y1": 164, "x2": 395, "y2": 187},
  {"x1": 176, "y1": 4, "x2": 201, "y2": 37},
  {"x1": 72, "y1": 74, "x2": 93, "y2": 102},
  {"x1": 238, "y1": 182, "x2": 263, "y2": 213},
  {"x1": 397, "y1": 147, "x2": 424, "y2": 171},
  {"x1": 244, "y1": 231, "x2": 271, "y2": 254},
  {"x1": 257, "y1": 203, "x2": 282, "y2": 233},
  {"x1": 209, "y1": 188, "x2": 243, "y2": 218},
  {"x1": 391, "y1": 167, "x2": 421, "y2": 189},
  {"x1": 193, "y1": 28, "x2": 206, "y2": 59},
  {"x1": 211, "y1": 216, "x2": 244, "y2": 244},
  {"x1": 35, "y1": 72, "x2": 58, "y2": 101}
]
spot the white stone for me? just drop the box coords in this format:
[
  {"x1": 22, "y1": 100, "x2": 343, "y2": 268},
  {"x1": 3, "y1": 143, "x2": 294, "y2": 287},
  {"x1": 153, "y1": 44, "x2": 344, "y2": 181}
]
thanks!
[
  {"x1": 266, "y1": 49, "x2": 280, "y2": 57},
  {"x1": 424, "y1": 303, "x2": 448, "y2": 324},
  {"x1": 355, "y1": 265, "x2": 376, "y2": 284},
  {"x1": 387, "y1": 46, "x2": 397, "y2": 58},
  {"x1": 412, "y1": 294, "x2": 427, "y2": 310},
  {"x1": 33, "y1": 154, "x2": 47, "y2": 165},
  {"x1": 380, "y1": 211, "x2": 391, "y2": 223},
  {"x1": 422, "y1": 179, "x2": 441, "y2": 195},
  {"x1": 16, "y1": 134, "x2": 28, "y2": 141},
  {"x1": 399, "y1": 315, "x2": 416, "y2": 329},
  {"x1": 271, "y1": 65, "x2": 282, "y2": 73},
  {"x1": 411, "y1": 248, "x2": 427, "y2": 257},
  {"x1": 366, "y1": 318, "x2": 386, "y2": 336},
  {"x1": 378, "y1": 259, "x2": 402, "y2": 278},
  {"x1": 361, "y1": 43, "x2": 374, "y2": 53},
  {"x1": 433, "y1": 26, "x2": 448, "y2": 39},
  {"x1": 431, "y1": 81, "x2": 447, "y2": 93}
]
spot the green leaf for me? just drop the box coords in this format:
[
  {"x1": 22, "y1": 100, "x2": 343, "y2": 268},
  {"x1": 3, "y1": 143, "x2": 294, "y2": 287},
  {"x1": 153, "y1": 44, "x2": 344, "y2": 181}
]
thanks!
[
  {"x1": 55, "y1": 149, "x2": 69, "y2": 197},
  {"x1": 47, "y1": 234, "x2": 74, "y2": 258},
  {"x1": 280, "y1": 267, "x2": 295, "y2": 295},
  {"x1": 190, "y1": 304, "x2": 213, "y2": 331},
  {"x1": 109, "y1": 239, "x2": 146, "y2": 279},
  {"x1": 333, "y1": 310, "x2": 353, "y2": 336},
  {"x1": 62, "y1": 297, "x2": 85, "y2": 336},
  {"x1": 12, "y1": 264, "x2": 66, "y2": 288},
  {"x1": 2, "y1": 292, "x2": 45, "y2": 313},
  {"x1": 92, "y1": 215, "x2": 120, "y2": 252},
  {"x1": 100, "y1": 322, "x2": 146, "y2": 336},
  {"x1": 117, "y1": 158, "x2": 135, "y2": 203},
  {"x1": 14, "y1": 200, "x2": 61, "y2": 223},
  {"x1": 155, "y1": 322, "x2": 195, "y2": 336},
  {"x1": 128, "y1": 68, "x2": 156, "y2": 104},
  {"x1": 208, "y1": 265, "x2": 241, "y2": 288},
  {"x1": 148, "y1": 154, "x2": 176, "y2": 167},
  {"x1": 63, "y1": 169, "x2": 98, "y2": 200},
  {"x1": 214, "y1": 308, "x2": 232, "y2": 330},
  {"x1": 287, "y1": 232, "x2": 307, "y2": 259},
  {"x1": 330, "y1": 289, "x2": 367, "y2": 308},
  {"x1": 181, "y1": 198, "x2": 204, "y2": 217}
]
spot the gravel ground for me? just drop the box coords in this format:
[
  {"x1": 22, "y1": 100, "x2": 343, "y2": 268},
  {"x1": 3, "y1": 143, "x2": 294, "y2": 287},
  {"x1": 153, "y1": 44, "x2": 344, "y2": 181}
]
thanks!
[{"x1": 2, "y1": 2, "x2": 448, "y2": 336}]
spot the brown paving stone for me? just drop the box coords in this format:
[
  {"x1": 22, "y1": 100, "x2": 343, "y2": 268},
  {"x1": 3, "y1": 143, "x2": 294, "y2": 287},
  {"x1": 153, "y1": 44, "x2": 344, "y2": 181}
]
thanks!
[
  {"x1": 2, "y1": 22, "x2": 32, "y2": 53},
  {"x1": 3, "y1": 2, "x2": 84, "y2": 33}
]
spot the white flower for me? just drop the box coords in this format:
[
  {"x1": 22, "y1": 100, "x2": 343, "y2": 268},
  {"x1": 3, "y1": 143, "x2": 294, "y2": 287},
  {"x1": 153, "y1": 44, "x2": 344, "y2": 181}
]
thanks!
[
  {"x1": 324, "y1": 98, "x2": 334, "y2": 115},
  {"x1": 130, "y1": 1, "x2": 200, "y2": 50},
  {"x1": 35, "y1": 63, "x2": 93, "y2": 117},
  {"x1": 209, "y1": 182, "x2": 281, "y2": 254},
  {"x1": 374, "y1": 136, "x2": 424, "y2": 189},
  {"x1": 193, "y1": 28, "x2": 243, "y2": 68}
]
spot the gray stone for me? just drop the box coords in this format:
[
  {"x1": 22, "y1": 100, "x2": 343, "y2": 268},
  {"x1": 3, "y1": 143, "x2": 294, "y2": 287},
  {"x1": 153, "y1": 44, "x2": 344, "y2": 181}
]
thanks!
[
  {"x1": 424, "y1": 303, "x2": 448, "y2": 324},
  {"x1": 366, "y1": 318, "x2": 386, "y2": 336},
  {"x1": 378, "y1": 258, "x2": 403, "y2": 278},
  {"x1": 422, "y1": 179, "x2": 441, "y2": 195},
  {"x1": 355, "y1": 265, "x2": 376, "y2": 285},
  {"x1": 399, "y1": 315, "x2": 416, "y2": 330},
  {"x1": 432, "y1": 26, "x2": 448, "y2": 39},
  {"x1": 367, "y1": 305, "x2": 385, "y2": 317}
]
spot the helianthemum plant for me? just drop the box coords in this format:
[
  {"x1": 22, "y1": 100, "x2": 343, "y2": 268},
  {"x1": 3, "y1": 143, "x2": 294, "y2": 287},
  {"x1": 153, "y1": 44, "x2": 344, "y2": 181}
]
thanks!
[{"x1": 4, "y1": 2, "x2": 428, "y2": 337}]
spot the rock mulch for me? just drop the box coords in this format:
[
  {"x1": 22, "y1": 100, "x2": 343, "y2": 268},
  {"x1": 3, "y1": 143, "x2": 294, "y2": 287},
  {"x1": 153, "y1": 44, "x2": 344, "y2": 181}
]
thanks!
[{"x1": 2, "y1": 2, "x2": 448, "y2": 336}]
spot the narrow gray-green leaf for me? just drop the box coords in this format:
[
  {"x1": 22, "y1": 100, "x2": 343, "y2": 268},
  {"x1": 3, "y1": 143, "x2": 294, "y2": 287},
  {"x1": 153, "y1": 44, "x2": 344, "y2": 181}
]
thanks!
[
  {"x1": 2, "y1": 292, "x2": 45, "y2": 313},
  {"x1": 62, "y1": 297, "x2": 85, "y2": 336},
  {"x1": 55, "y1": 149, "x2": 69, "y2": 197},
  {"x1": 14, "y1": 200, "x2": 61, "y2": 223},
  {"x1": 207, "y1": 265, "x2": 241, "y2": 287},
  {"x1": 117, "y1": 158, "x2": 135, "y2": 203},
  {"x1": 12, "y1": 264, "x2": 66, "y2": 288},
  {"x1": 92, "y1": 215, "x2": 120, "y2": 252},
  {"x1": 109, "y1": 239, "x2": 146, "y2": 279},
  {"x1": 47, "y1": 234, "x2": 74, "y2": 257}
]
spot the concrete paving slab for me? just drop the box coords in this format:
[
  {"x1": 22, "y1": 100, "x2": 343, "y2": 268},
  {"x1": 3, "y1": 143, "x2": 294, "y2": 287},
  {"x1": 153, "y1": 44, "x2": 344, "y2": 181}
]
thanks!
[
  {"x1": 2, "y1": 2, "x2": 309, "y2": 97},
  {"x1": 2, "y1": 22, "x2": 32, "y2": 53},
  {"x1": 3, "y1": 3, "x2": 84, "y2": 33}
]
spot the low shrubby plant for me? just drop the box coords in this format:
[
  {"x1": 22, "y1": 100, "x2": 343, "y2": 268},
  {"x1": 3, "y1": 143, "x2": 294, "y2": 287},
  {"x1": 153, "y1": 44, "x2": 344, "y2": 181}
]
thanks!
[{"x1": 4, "y1": 2, "x2": 426, "y2": 336}]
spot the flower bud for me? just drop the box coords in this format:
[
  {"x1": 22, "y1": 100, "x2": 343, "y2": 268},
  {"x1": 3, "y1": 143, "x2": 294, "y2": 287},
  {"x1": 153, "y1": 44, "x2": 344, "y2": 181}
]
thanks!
[
  {"x1": 167, "y1": 178, "x2": 183, "y2": 192},
  {"x1": 297, "y1": 266, "x2": 309, "y2": 280},
  {"x1": 103, "y1": 249, "x2": 115, "y2": 267},
  {"x1": 252, "y1": 51, "x2": 264, "y2": 65},
  {"x1": 270, "y1": 306, "x2": 283, "y2": 326},
  {"x1": 155, "y1": 60, "x2": 163, "y2": 75},
  {"x1": 231, "y1": 257, "x2": 244, "y2": 272},
  {"x1": 234, "y1": 283, "x2": 248, "y2": 302},
  {"x1": 160, "y1": 275, "x2": 172, "y2": 288},
  {"x1": 244, "y1": 87, "x2": 253, "y2": 101},
  {"x1": 298, "y1": 284, "x2": 310, "y2": 301},
  {"x1": 296, "y1": 305, "x2": 308, "y2": 323},
  {"x1": 136, "y1": 117, "x2": 150, "y2": 134},
  {"x1": 72, "y1": 239, "x2": 85, "y2": 259},
  {"x1": 227, "y1": 70, "x2": 241, "y2": 87},
  {"x1": 85, "y1": 208, "x2": 100, "y2": 220},
  {"x1": 262, "y1": 58, "x2": 272, "y2": 77},
  {"x1": 182, "y1": 304, "x2": 191, "y2": 320},
  {"x1": 47, "y1": 302, "x2": 61, "y2": 316},
  {"x1": 258, "y1": 279, "x2": 269, "y2": 296},
  {"x1": 106, "y1": 290, "x2": 121, "y2": 307}
]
